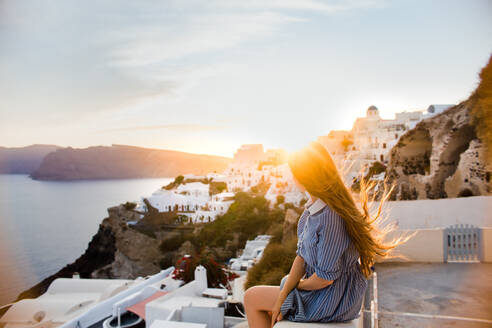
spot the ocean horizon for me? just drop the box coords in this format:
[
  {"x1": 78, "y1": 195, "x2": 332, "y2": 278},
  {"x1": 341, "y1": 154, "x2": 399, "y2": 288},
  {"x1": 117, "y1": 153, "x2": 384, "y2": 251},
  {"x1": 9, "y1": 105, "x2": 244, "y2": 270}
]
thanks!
[{"x1": 0, "y1": 174, "x2": 173, "y2": 306}]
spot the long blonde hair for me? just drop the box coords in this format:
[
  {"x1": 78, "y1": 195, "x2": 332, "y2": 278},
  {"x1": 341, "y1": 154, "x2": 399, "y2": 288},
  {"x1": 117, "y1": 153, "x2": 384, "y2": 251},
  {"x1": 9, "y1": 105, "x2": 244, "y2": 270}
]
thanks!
[{"x1": 288, "y1": 141, "x2": 402, "y2": 278}]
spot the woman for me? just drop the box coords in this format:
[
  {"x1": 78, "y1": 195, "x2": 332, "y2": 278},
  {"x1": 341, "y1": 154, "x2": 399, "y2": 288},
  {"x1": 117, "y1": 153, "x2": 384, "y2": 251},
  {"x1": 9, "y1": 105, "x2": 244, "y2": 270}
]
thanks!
[{"x1": 244, "y1": 141, "x2": 402, "y2": 327}]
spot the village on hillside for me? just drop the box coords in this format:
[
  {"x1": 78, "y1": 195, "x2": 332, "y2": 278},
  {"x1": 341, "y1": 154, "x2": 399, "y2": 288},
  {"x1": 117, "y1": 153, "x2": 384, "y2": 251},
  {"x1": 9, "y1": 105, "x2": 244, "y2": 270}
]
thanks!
[{"x1": 132, "y1": 104, "x2": 454, "y2": 225}]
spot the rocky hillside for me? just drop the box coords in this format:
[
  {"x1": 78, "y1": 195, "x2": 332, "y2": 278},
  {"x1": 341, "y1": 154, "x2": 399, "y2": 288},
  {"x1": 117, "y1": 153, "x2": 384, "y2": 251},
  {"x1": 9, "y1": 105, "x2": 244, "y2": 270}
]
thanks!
[
  {"x1": 387, "y1": 57, "x2": 492, "y2": 200},
  {"x1": 0, "y1": 144, "x2": 61, "y2": 174},
  {"x1": 14, "y1": 191, "x2": 288, "y2": 303},
  {"x1": 14, "y1": 204, "x2": 194, "y2": 302},
  {"x1": 30, "y1": 144, "x2": 231, "y2": 180}
]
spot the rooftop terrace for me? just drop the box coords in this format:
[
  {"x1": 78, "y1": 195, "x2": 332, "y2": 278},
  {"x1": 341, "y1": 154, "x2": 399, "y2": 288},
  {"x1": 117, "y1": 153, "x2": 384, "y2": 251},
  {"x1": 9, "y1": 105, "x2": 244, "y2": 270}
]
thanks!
[{"x1": 373, "y1": 262, "x2": 492, "y2": 327}]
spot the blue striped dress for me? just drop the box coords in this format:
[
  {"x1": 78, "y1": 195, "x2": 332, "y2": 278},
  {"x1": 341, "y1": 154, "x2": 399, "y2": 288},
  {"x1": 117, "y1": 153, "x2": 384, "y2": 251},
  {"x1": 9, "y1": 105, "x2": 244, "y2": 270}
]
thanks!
[{"x1": 279, "y1": 197, "x2": 368, "y2": 323}]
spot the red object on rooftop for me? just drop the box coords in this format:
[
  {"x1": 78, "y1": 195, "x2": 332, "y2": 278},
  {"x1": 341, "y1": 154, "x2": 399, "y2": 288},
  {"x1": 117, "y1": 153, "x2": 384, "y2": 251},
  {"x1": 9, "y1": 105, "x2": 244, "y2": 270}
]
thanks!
[{"x1": 126, "y1": 291, "x2": 168, "y2": 319}]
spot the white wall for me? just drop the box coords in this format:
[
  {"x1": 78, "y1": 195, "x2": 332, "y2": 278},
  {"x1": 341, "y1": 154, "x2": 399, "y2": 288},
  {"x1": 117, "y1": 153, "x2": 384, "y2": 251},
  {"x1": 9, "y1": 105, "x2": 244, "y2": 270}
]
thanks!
[
  {"x1": 482, "y1": 228, "x2": 492, "y2": 263},
  {"x1": 375, "y1": 196, "x2": 492, "y2": 229},
  {"x1": 378, "y1": 227, "x2": 492, "y2": 263},
  {"x1": 378, "y1": 229, "x2": 444, "y2": 263}
]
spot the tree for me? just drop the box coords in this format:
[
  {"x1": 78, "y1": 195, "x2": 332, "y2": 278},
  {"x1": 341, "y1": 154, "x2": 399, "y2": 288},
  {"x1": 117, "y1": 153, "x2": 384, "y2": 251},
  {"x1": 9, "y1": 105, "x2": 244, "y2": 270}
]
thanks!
[
  {"x1": 196, "y1": 192, "x2": 284, "y2": 251},
  {"x1": 172, "y1": 252, "x2": 239, "y2": 289},
  {"x1": 163, "y1": 175, "x2": 185, "y2": 190},
  {"x1": 123, "y1": 201, "x2": 137, "y2": 210},
  {"x1": 245, "y1": 237, "x2": 297, "y2": 289},
  {"x1": 250, "y1": 181, "x2": 271, "y2": 195},
  {"x1": 210, "y1": 181, "x2": 227, "y2": 195}
]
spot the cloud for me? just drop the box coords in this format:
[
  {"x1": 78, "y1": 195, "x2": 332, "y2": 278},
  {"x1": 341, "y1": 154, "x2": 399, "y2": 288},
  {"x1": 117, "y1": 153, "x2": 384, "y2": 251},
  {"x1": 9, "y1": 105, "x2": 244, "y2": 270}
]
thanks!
[
  {"x1": 99, "y1": 1, "x2": 386, "y2": 108},
  {"x1": 106, "y1": 1, "x2": 385, "y2": 68},
  {"x1": 211, "y1": 0, "x2": 385, "y2": 13},
  {"x1": 107, "y1": 12, "x2": 301, "y2": 68},
  {"x1": 97, "y1": 123, "x2": 227, "y2": 133},
  {"x1": 0, "y1": 0, "x2": 387, "y2": 124}
]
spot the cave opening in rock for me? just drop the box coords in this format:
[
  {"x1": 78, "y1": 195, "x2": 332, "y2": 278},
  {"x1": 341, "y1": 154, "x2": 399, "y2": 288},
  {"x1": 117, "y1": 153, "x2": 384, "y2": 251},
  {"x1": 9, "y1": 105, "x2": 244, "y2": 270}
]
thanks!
[
  {"x1": 458, "y1": 188, "x2": 474, "y2": 197},
  {"x1": 431, "y1": 124, "x2": 477, "y2": 198},
  {"x1": 397, "y1": 128, "x2": 432, "y2": 175}
]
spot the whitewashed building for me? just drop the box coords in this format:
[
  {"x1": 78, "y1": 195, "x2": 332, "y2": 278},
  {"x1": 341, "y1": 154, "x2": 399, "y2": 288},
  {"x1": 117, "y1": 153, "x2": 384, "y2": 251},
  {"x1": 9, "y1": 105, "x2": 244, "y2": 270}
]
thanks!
[
  {"x1": 136, "y1": 182, "x2": 235, "y2": 224},
  {"x1": 349, "y1": 105, "x2": 413, "y2": 164},
  {"x1": 206, "y1": 172, "x2": 228, "y2": 183},
  {"x1": 191, "y1": 191, "x2": 235, "y2": 223},
  {"x1": 317, "y1": 105, "x2": 441, "y2": 183},
  {"x1": 229, "y1": 235, "x2": 271, "y2": 272},
  {"x1": 223, "y1": 144, "x2": 267, "y2": 191},
  {"x1": 145, "y1": 183, "x2": 209, "y2": 213},
  {"x1": 176, "y1": 182, "x2": 209, "y2": 198},
  {"x1": 264, "y1": 164, "x2": 305, "y2": 207},
  {"x1": 223, "y1": 145, "x2": 305, "y2": 205},
  {"x1": 425, "y1": 104, "x2": 454, "y2": 118}
]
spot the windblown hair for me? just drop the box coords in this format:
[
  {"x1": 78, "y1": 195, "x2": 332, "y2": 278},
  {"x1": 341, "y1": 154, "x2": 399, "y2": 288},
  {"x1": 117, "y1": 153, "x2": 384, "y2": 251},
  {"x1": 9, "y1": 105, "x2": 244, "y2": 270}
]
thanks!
[{"x1": 288, "y1": 141, "x2": 404, "y2": 278}]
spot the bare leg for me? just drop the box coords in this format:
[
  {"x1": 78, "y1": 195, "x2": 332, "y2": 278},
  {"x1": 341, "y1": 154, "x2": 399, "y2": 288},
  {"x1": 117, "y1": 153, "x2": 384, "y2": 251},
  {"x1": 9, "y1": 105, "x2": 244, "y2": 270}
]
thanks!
[{"x1": 244, "y1": 285, "x2": 281, "y2": 328}]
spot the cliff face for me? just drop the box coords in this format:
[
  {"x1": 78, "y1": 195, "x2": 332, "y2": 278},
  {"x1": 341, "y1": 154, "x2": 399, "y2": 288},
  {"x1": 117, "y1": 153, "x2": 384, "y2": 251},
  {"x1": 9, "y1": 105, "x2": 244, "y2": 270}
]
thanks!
[
  {"x1": 0, "y1": 144, "x2": 61, "y2": 174},
  {"x1": 387, "y1": 101, "x2": 491, "y2": 200},
  {"x1": 30, "y1": 144, "x2": 231, "y2": 180},
  {"x1": 15, "y1": 204, "x2": 195, "y2": 301},
  {"x1": 15, "y1": 216, "x2": 117, "y2": 301},
  {"x1": 89, "y1": 206, "x2": 162, "y2": 279}
]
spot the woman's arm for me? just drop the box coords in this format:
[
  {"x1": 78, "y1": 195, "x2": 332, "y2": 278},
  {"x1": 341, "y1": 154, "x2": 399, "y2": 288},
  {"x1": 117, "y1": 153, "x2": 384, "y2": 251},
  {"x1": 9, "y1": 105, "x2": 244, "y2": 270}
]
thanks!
[
  {"x1": 278, "y1": 255, "x2": 306, "y2": 299},
  {"x1": 297, "y1": 272, "x2": 333, "y2": 290},
  {"x1": 271, "y1": 255, "x2": 306, "y2": 327}
]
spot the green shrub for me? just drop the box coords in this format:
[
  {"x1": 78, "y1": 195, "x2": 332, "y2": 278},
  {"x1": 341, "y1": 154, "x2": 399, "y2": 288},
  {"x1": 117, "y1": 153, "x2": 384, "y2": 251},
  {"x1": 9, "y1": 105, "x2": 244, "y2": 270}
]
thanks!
[
  {"x1": 183, "y1": 178, "x2": 210, "y2": 184},
  {"x1": 151, "y1": 192, "x2": 287, "y2": 265},
  {"x1": 163, "y1": 175, "x2": 185, "y2": 190},
  {"x1": 159, "y1": 233, "x2": 186, "y2": 252},
  {"x1": 266, "y1": 223, "x2": 283, "y2": 243},
  {"x1": 245, "y1": 237, "x2": 297, "y2": 289},
  {"x1": 129, "y1": 224, "x2": 156, "y2": 238},
  {"x1": 470, "y1": 55, "x2": 492, "y2": 161},
  {"x1": 283, "y1": 202, "x2": 296, "y2": 211},
  {"x1": 158, "y1": 254, "x2": 175, "y2": 269},
  {"x1": 196, "y1": 192, "x2": 284, "y2": 251},
  {"x1": 250, "y1": 181, "x2": 271, "y2": 195},
  {"x1": 173, "y1": 251, "x2": 238, "y2": 289},
  {"x1": 210, "y1": 181, "x2": 227, "y2": 195},
  {"x1": 198, "y1": 192, "x2": 283, "y2": 247},
  {"x1": 123, "y1": 201, "x2": 137, "y2": 210}
]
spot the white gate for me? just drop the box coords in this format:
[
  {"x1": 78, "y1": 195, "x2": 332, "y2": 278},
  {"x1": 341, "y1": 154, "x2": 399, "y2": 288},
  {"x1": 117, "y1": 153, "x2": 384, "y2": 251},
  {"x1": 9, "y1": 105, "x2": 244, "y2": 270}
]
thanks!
[{"x1": 444, "y1": 224, "x2": 481, "y2": 262}]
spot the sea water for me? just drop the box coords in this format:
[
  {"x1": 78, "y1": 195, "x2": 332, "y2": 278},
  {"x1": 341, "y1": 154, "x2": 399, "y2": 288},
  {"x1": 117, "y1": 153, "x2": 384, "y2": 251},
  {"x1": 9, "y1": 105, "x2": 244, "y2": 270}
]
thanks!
[{"x1": 0, "y1": 174, "x2": 173, "y2": 305}]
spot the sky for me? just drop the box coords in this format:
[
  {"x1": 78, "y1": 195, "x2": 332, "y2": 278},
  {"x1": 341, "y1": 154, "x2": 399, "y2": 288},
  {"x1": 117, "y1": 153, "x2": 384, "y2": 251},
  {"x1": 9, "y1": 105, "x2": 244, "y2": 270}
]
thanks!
[{"x1": 0, "y1": 0, "x2": 491, "y2": 157}]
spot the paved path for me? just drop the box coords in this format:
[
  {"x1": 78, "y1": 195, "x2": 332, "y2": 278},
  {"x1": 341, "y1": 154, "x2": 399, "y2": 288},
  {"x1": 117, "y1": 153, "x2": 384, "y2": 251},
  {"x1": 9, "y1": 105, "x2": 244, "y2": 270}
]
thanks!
[{"x1": 374, "y1": 262, "x2": 492, "y2": 327}]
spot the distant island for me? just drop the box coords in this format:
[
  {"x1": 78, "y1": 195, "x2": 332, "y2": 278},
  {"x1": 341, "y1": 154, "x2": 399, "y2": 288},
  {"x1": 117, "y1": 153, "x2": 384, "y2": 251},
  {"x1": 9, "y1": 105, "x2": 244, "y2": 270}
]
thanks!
[
  {"x1": 0, "y1": 144, "x2": 62, "y2": 174},
  {"x1": 29, "y1": 144, "x2": 231, "y2": 181}
]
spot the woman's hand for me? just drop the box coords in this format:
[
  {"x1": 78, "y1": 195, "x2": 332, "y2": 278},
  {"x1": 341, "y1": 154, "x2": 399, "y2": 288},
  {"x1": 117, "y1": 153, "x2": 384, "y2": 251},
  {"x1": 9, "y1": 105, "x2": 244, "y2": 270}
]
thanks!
[
  {"x1": 296, "y1": 278, "x2": 306, "y2": 290},
  {"x1": 269, "y1": 255, "x2": 305, "y2": 327},
  {"x1": 270, "y1": 296, "x2": 284, "y2": 328}
]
